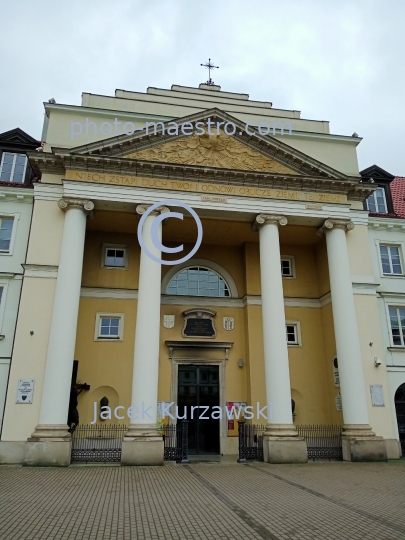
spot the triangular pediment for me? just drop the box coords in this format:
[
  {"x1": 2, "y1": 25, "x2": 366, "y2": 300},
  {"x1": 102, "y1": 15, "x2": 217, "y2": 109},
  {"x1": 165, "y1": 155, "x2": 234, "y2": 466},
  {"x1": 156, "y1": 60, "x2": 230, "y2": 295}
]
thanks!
[
  {"x1": 0, "y1": 128, "x2": 40, "y2": 148},
  {"x1": 64, "y1": 108, "x2": 347, "y2": 180},
  {"x1": 126, "y1": 132, "x2": 296, "y2": 174}
]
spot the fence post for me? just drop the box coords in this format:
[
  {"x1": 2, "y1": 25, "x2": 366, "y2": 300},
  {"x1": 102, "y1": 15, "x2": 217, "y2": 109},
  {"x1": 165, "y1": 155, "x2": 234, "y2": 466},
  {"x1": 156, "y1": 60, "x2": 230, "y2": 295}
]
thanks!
[
  {"x1": 180, "y1": 421, "x2": 189, "y2": 463},
  {"x1": 237, "y1": 421, "x2": 247, "y2": 463}
]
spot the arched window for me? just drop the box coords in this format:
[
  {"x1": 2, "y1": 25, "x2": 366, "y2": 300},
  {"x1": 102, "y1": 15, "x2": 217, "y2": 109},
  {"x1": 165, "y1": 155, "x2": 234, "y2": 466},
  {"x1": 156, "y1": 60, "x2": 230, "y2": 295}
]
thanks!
[{"x1": 165, "y1": 266, "x2": 230, "y2": 297}]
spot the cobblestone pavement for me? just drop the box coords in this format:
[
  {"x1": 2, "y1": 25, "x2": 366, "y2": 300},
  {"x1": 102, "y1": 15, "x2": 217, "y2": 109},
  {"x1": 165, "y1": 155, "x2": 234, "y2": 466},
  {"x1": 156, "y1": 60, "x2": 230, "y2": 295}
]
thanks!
[{"x1": 0, "y1": 460, "x2": 404, "y2": 540}]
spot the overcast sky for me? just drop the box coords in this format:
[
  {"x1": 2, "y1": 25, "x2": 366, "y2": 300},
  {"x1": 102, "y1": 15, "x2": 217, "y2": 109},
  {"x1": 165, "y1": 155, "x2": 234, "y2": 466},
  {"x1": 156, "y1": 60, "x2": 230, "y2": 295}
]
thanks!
[{"x1": 1, "y1": 0, "x2": 404, "y2": 174}]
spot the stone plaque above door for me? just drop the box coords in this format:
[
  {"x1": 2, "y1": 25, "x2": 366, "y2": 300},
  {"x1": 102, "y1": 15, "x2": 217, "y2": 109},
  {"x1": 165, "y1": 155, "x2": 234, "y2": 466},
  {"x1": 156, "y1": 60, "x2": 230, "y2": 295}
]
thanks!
[{"x1": 182, "y1": 308, "x2": 216, "y2": 338}]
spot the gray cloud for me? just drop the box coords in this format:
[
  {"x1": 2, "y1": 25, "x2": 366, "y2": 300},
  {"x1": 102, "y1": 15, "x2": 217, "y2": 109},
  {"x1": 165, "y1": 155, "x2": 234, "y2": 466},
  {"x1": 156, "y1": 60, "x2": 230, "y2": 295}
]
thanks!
[{"x1": 1, "y1": 0, "x2": 404, "y2": 174}]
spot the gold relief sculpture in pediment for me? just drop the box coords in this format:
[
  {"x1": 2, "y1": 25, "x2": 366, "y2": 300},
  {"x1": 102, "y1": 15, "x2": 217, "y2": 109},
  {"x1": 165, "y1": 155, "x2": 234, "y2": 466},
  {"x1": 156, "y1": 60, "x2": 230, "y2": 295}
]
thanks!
[{"x1": 127, "y1": 132, "x2": 296, "y2": 174}]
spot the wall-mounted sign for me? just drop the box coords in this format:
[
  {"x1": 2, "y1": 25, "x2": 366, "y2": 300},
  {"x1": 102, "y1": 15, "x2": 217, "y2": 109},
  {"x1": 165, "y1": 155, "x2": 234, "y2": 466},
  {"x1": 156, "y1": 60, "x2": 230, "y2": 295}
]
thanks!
[
  {"x1": 335, "y1": 392, "x2": 342, "y2": 411},
  {"x1": 370, "y1": 385, "x2": 385, "y2": 407},
  {"x1": 163, "y1": 315, "x2": 175, "y2": 329},
  {"x1": 223, "y1": 317, "x2": 234, "y2": 331},
  {"x1": 333, "y1": 357, "x2": 340, "y2": 387},
  {"x1": 16, "y1": 379, "x2": 34, "y2": 404},
  {"x1": 182, "y1": 308, "x2": 216, "y2": 338}
]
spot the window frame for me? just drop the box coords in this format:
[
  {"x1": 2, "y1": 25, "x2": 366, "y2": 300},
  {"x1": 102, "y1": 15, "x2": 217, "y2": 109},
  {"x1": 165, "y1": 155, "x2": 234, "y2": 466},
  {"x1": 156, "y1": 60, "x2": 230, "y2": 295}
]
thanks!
[
  {"x1": 0, "y1": 282, "x2": 9, "y2": 335},
  {"x1": 165, "y1": 265, "x2": 231, "y2": 297},
  {"x1": 280, "y1": 256, "x2": 295, "y2": 279},
  {"x1": 94, "y1": 313, "x2": 124, "y2": 341},
  {"x1": 387, "y1": 306, "x2": 405, "y2": 347},
  {"x1": 376, "y1": 240, "x2": 405, "y2": 279},
  {"x1": 101, "y1": 244, "x2": 128, "y2": 270},
  {"x1": 366, "y1": 186, "x2": 388, "y2": 214},
  {"x1": 379, "y1": 244, "x2": 403, "y2": 276},
  {"x1": 0, "y1": 152, "x2": 28, "y2": 184},
  {"x1": 0, "y1": 213, "x2": 19, "y2": 256},
  {"x1": 285, "y1": 320, "x2": 301, "y2": 347}
]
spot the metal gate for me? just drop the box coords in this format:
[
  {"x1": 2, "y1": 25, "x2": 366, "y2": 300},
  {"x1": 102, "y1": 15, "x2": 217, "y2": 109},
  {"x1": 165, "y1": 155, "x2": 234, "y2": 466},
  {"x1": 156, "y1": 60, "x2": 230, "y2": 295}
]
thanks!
[
  {"x1": 159, "y1": 421, "x2": 189, "y2": 463},
  {"x1": 71, "y1": 424, "x2": 127, "y2": 463},
  {"x1": 237, "y1": 423, "x2": 343, "y2": 461},
  {"x1": 237, "y1": 423, "x2": 265, "y2": 462},
  {"x1": 296, "y1": 424, "x2": 343, "y2": 460}
]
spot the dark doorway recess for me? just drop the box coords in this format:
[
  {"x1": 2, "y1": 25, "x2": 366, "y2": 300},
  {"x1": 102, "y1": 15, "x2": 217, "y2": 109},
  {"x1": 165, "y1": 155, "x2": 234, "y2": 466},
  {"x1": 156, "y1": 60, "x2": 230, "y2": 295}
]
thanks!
[
  {"x1": 177, "y1": 365, "x2": 220, "y2": 455},
  {"x1": 395, "y1": 383, "x2": 405, "y2": 456}
]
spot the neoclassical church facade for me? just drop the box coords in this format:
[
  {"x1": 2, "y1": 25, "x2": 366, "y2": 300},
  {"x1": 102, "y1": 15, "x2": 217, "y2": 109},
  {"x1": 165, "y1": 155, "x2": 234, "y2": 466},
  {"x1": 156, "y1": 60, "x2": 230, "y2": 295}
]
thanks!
[{"x1": 0, "y1": 83, "x2": 401, "y2": 465}]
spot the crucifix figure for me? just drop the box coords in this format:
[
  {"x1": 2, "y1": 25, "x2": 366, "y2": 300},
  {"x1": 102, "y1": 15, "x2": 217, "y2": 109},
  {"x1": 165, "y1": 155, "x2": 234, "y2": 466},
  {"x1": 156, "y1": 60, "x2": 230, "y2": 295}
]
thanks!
[{"x1": 200, "y1": 58, "x2": 219, "y2": 86}]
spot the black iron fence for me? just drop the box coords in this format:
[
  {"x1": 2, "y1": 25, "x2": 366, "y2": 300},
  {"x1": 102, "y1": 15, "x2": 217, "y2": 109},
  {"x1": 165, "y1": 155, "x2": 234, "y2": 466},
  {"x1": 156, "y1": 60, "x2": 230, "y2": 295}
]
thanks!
[
  {"x1": 296, "y1": 424, "x2": 343, "y2": 460},
  {"x1": 237, "y1": 423, "x2": 343, "y2": 462},
  {"x1": 238, "y1": 423, "x2": 265, "y2": 462},
  {"x1": 71, "y1": 424, "x2": 127, "y2": 463},
  {"x1": 158, "y1": 421, "x2": 188, "y2": 463}
]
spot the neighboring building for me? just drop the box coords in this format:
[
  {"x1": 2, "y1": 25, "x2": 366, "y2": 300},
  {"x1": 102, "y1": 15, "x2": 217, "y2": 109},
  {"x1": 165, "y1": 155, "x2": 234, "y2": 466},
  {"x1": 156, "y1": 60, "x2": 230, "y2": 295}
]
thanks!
[
  {"x1": 0, "y1": 84, "x2": 401, "y2": 466},
  {"x1": 0, "y1": 128, "x2": 39, "y2": 431},
  {"x1": 363, "y1": 166, "x2": 405, "y2": 455}
]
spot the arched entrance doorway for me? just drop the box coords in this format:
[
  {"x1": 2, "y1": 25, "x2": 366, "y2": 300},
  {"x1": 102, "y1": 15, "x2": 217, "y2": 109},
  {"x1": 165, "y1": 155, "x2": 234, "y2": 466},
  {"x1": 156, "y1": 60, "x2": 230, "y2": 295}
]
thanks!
[{"x1": 394, "y1": 383, "x2": 405, "y2": 456}]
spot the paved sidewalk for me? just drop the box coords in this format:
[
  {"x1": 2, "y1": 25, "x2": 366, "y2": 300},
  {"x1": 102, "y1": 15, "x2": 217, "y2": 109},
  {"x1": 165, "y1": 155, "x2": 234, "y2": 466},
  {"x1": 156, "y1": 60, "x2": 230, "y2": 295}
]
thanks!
[{"x1": 0, "y1": 461, "x2": 404, "y2": 540}]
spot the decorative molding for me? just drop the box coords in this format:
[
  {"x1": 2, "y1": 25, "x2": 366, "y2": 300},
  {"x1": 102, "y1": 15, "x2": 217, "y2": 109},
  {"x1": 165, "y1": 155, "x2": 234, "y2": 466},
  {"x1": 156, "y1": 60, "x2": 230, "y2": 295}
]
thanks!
[
  {"x1": 317, "y1": 218, "x2": 354, "y2": 236},
  {"x1": 80, "y1": 287, "x2": 138, "y2": 299},
  {"x1": 128, "y1": 133, "x2": 296, "y2": 174},
  {"x1": 369, "y1": 217, "x2": 405, "y2": 231},
  {"x1": 161, "y1": 295, "x2": 243, "y2": 307},
  {"x1": 62, "y1": 180, "x2": 363, "y2": 224},
  {"x1": 0, "y1": 188, "x2": 34, "y2": 203},
  {"x1": 22, "y1": 264, "x2": 58, "y2": 278},
  {"x1": 57, "y1": 198, "x2": 94, "y2": 215},
  {"x1": 33, "y1": 184, "x2": 64, "y2": 201},
  {"x1": 78, "y1": 286, "x2": 376, "y2": 306},
  {"x1": 136, "y1": 203, "x2": 170, "y2": 216},
  {"x1": 0, "y1": 273, "x2": 16, "y2": 279},
  {"x1": 166, "y1": 340, "x2": 233, "y2": 361},
  {"x1": 253, "y1": 214, "x2": 288, "y2": 231},
  {"x1": 319, "y1": 292, "x2": 332, "y2": 307},
  {"x1": 377, "y1": 291, "x2": 405, "y2": 299}
]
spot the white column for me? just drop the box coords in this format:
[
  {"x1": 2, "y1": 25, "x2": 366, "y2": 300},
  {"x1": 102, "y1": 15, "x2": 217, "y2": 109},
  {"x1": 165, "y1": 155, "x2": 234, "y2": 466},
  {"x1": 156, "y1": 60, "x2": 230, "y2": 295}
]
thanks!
[
  {"x1": 256, "y1": 214, "x2": 296, "y2": 432},
  {"x1": 126, "y1": 204, "x2": 167, "y2": 436},
  {"x1": 33, "y1": 198, "x2": 93, "y2": 438},
  {"x1": 320, "y1": 219, "x2": 371, "y2": 429}
]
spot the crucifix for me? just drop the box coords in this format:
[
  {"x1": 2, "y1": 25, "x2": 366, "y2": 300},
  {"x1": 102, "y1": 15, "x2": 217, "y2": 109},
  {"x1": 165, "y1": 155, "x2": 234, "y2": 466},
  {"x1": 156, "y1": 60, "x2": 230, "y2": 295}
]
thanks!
[{"x1": 200, "y1": 58, "x2": 219, "y2": 86}]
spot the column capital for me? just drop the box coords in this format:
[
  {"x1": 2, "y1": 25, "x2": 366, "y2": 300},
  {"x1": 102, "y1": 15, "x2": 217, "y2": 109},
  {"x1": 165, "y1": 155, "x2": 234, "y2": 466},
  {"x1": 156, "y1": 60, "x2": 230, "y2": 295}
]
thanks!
[
  {"x1": 136, "y1": 204, "x2": 170, "y2": 217},
  {"x1": 57, "y1": 198, "x2": 94, "y2": 216},
  {"x1": 253, "y1": 214, "x2": 288, "y2": 231},
  {"x1": 317, "y1": 218, "x2": 354, "y2": 236}
]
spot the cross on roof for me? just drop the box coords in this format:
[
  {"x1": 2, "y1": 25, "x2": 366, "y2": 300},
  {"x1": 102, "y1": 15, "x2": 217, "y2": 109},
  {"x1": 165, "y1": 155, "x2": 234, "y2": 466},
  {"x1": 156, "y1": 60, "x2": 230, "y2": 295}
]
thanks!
[{"x1": 200, "y1": 58, "x2": 219, "y2": 86}]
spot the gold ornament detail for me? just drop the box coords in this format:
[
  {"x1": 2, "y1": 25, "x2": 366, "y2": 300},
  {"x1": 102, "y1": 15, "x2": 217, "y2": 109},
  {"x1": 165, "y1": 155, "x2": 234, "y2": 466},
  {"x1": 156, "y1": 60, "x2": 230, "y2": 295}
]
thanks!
[{"x1": 127, "y1": 133, "x2": 296, "y2": 174}]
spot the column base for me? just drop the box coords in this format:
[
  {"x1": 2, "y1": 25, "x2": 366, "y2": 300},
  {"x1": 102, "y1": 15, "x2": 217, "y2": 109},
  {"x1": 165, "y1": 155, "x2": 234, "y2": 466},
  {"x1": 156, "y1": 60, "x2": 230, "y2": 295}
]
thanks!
[
  {"x1": 23, "y1": 424, "x2": 71, "y2": 467},
  {"x1": 121, "y1": 424, "x2": 164, "y2": 466},
  {"x1": 263, "y1": 424, "x2": 308, "y2": 464},
  {"x1": 342, "y1": 424, "x2": 387, "y2": 462}
]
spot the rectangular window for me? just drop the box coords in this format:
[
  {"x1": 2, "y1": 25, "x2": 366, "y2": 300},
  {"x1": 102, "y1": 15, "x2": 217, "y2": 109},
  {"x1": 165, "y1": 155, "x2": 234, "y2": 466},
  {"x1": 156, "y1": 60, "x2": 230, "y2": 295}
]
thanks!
[
  {"x1": 380, "y1": 245, "x2": 403, "y2": 275},
  {"x1": 281, "y1": 258, "x2": 294, "y2": 277},
  {"x1": 95, "y1": 313, "x2": 124, "y2": 341},
  {"x1": 0, "y1": 217, "x2": 14, "y2": 252},
  {"x1": 105, "y1": 248, "x2": 125, "y2": 267},
  {"x1": 102, "y1": 244, "x2": 128, "y2": 269},
  {"x1": 389, "y1": 307, "x2": 405, "y2": 346},
  {"x1": 286, "y1": 324, "x2": 299, "y2": 345},
  {"x1": 0, "y1": 153, "x2": 27, "y2": 183},
  {"x1": 366, "y1": 187, "x2": 387, "y2": 213}
]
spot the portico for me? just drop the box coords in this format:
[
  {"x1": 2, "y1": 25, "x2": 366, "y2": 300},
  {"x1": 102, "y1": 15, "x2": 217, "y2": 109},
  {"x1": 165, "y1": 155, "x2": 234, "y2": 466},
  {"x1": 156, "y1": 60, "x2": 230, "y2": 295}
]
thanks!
[{"x1": 0, "y1": 84, "x2": 400, "y2": 466}]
